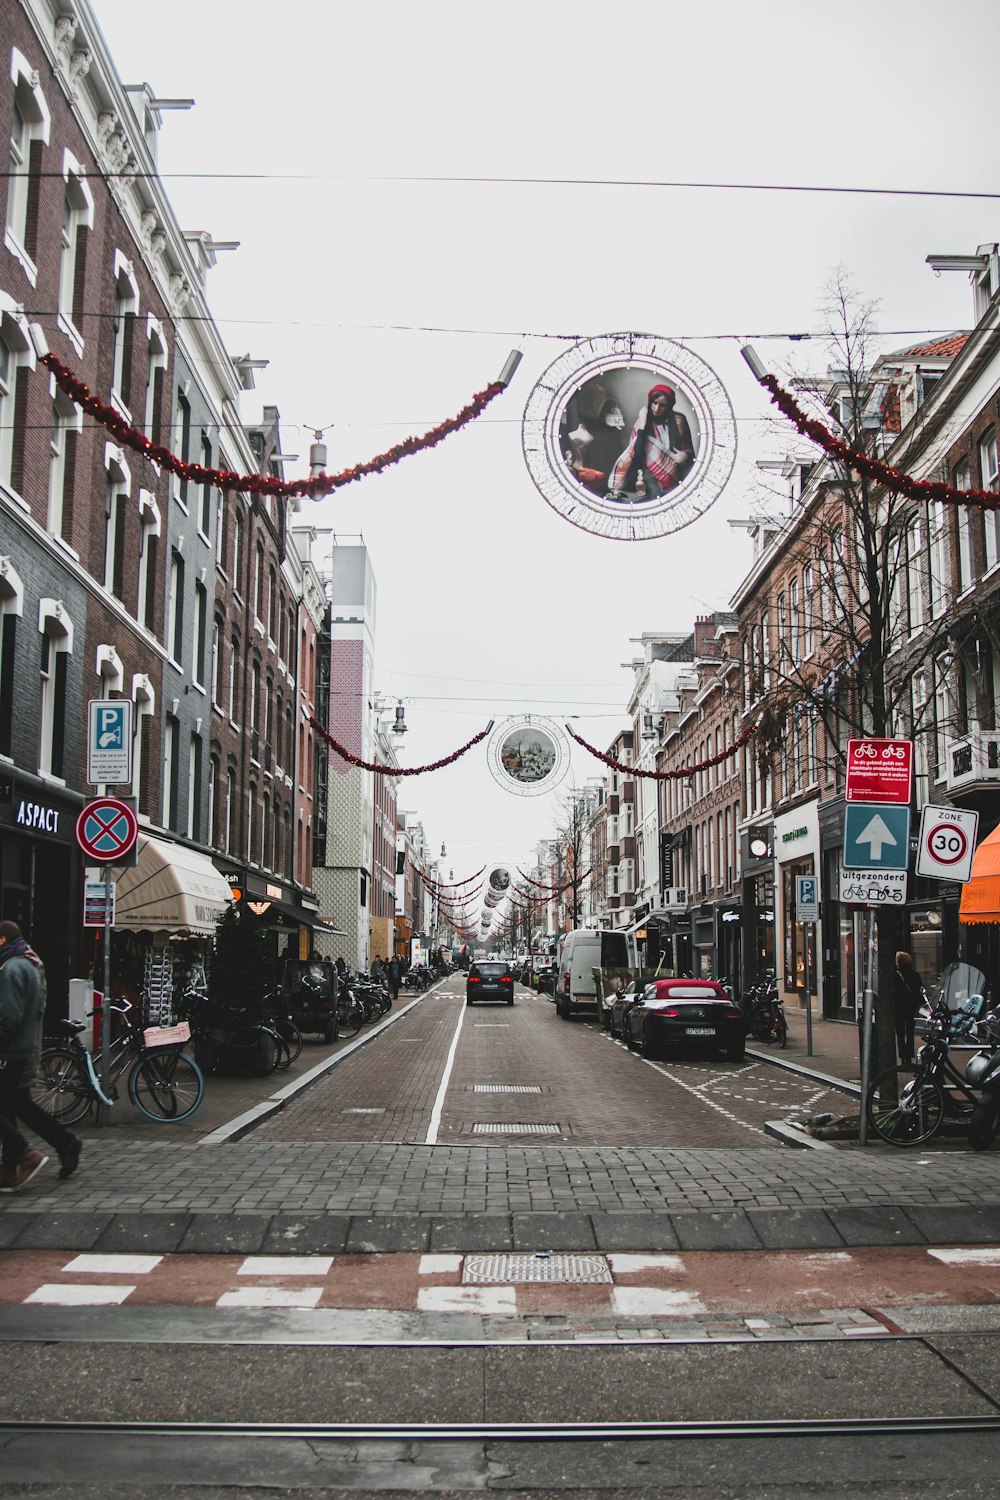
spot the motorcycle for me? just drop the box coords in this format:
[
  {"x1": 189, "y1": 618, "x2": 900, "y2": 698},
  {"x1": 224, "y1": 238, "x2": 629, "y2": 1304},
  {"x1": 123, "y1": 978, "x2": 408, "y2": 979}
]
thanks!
[
  {"x1": 965, "y1": 1005, "x2": 1000, "y2": 1150},
  {"x1": 745, "y1": 980, "x2": 788, "y2": 1048}
]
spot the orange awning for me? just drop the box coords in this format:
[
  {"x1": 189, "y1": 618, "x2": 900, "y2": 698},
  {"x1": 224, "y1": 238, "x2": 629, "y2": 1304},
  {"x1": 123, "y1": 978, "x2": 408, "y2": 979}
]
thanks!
[{"x1": 959, "y1": 823, "x2": 1000, "y2": 925}]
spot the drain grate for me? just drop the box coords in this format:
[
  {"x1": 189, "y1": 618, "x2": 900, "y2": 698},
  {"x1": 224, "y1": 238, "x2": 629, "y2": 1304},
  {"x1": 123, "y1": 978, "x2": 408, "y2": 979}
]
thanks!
[
  {"x1": 472, "y1": 1122, "x2": 560, "y2": 1135},
  {"x1": 473, "y1": 1023, "x2": 510, "y2": 1028},
  {"x1": 342, "y1": 1107, "x2": 386, "y2": 1114},
  {"x1": 473, "y1": 1084, "x2": 542, "y2": 1093},
  {"x1": 464, "y1": 1253, "x2": 612, "y2": 1285}
]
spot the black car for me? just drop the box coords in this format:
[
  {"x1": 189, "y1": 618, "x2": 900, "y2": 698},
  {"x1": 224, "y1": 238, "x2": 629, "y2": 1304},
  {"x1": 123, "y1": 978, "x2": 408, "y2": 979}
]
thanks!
[
  {"x1": 466, "y1": 960, "x2": 515, "y2": 1006},
  {"x1": 625, "y1": 979, "x2": 747, "y2": 1061}
]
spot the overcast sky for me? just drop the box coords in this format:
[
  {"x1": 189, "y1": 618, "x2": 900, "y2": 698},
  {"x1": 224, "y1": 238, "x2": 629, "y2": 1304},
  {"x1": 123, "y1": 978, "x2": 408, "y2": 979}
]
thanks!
[{"x1": 91, "y1": 0, "x2": 1000, "y2": 921}]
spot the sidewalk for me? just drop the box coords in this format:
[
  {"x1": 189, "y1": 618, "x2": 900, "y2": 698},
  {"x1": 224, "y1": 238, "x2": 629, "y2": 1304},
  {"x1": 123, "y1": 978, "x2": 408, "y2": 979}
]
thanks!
[{"x1": 748, "y1": 1007, "x2": 863, "y2": 1092}]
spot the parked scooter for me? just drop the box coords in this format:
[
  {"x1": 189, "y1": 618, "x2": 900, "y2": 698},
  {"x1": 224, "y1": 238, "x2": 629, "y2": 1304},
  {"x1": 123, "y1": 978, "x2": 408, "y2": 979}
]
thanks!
[
  {"x1": 966, "y1": 1005, "x2": 1000, "y2": 1150},
  {"x1": 744, "y1": 978, "x2": 788, "y2": 1048}
]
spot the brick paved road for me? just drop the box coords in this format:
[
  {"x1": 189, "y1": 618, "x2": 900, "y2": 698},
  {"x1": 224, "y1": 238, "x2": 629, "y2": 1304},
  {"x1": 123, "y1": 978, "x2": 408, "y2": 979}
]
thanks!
[{"x1": 255, "y1": 978, "x2": 851, "y2": 1148}]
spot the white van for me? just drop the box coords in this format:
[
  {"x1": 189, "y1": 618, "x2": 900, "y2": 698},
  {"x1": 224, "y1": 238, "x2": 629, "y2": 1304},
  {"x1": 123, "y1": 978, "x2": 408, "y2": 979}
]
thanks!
[{"x1": 554, "y1": 928, "x2": 630, "y2": 1019}]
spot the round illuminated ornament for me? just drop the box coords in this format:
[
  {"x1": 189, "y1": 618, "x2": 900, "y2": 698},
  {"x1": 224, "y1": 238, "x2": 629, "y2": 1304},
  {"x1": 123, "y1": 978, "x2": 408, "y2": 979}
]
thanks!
[
  {"x1": 522, "y1": 332, "x2": 736, "y2": 540},
  {"x1": 487, "y1": 716, "x2": 569, "y2": 797}
]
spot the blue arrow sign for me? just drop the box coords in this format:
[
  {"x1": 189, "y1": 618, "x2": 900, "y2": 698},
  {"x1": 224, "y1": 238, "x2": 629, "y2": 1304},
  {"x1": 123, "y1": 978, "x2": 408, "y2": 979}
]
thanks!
[{"x1": 844, "y1": 803, "x2": 910, "y2": 870}]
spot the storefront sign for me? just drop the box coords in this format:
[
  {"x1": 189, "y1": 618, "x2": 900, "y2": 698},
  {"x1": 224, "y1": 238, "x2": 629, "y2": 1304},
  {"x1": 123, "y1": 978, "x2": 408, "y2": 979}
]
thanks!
[{"x1": 15, "y1": 798, "x2": 61, "y2": 834}]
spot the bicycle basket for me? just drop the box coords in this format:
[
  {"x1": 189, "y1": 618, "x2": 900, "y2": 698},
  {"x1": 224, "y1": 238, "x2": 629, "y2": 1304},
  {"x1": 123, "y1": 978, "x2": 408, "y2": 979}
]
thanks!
[{"x1": 143, "y1": 1021, "x2": 191, "y2": 1050}]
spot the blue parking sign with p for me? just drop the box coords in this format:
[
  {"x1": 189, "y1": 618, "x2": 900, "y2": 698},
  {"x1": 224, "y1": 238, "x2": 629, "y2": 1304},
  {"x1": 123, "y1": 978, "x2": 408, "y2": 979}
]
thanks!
[{"x1": 87, "y1": 699, "x2": 133, "y2": 785}]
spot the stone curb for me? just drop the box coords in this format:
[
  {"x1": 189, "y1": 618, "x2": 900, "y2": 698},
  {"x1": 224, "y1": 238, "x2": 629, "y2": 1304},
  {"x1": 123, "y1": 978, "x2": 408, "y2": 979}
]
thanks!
[{"x1": 5, "y1": 1202, "x2": 1000, "y2": 1256}]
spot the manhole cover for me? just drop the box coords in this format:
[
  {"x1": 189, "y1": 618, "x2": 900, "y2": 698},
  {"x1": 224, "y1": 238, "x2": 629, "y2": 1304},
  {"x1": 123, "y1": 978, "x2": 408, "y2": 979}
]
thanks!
[
  {"x1": 473, "y1": 1084, "x2": 542, "y2": 1093},
  {"x1": 464, "y1": 1253, "x2": 612, "y2": 1285},
  {"x1": 472, "y1": 1122, "x2": 560, "y2": 1135},
  {"x1": 342, "y1": 1108, "x2": 386, "y2": 1114}
]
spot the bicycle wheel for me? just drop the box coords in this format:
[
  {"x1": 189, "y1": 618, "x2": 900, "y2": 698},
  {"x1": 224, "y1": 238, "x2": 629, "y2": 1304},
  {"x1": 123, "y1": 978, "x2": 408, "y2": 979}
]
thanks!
[
  {"x1": 274, "y1": 1018, "x2": 302, "y2": 1065},
  {"x1": 867, "y1": 1063, "x2": 945, "y2": 1146},
  {"x1": 229, "y1": 1025, "x2": 279, "y2": 1076},
  {"x1": 272, "y1": 1031, "x2": 292, "y2": 1070},
  {"x1": 129, "y1": 1051, "x2": 205, "y2": 1122},
  {"x1": 32, "y1": 1047, "x2": 93, "y2": 1125},
  {"x1": 337, "y1": 995, "x2": 365, "y2": 1038}
]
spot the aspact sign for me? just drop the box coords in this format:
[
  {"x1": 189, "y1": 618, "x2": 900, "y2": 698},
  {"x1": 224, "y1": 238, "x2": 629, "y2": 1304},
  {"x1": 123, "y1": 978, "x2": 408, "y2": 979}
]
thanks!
[{"x1": 15, "y1": 799, "x2": 60, "y2": 833}]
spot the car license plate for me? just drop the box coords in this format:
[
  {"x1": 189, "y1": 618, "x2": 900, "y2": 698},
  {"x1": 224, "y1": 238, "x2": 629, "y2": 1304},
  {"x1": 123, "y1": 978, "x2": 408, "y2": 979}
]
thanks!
[{"x1": 685, "y1": 1027, "x2": 715, "y2": 1036}]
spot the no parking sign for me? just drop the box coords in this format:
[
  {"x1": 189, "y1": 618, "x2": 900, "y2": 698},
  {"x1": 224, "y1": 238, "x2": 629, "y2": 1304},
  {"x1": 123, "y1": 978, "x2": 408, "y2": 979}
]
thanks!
[{"x1": 916, "y1": 804, "x2": 979, "y2": 884}]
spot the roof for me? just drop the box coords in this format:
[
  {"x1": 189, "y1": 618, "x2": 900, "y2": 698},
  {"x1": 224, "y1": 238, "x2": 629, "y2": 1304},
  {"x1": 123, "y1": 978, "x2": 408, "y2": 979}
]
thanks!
[{"x1": 884, "y1": 334, "x2": 970, "y2": 361}]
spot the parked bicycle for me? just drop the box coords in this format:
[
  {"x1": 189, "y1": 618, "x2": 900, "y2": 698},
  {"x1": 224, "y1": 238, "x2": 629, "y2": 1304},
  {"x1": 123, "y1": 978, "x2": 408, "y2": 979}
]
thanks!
[
  {"x1": 32, "y1": 1000, "x2": 204, "y2": 1124},
  {"x1": 866, "y1": 994, "x2": 996, "y2": 1146}
]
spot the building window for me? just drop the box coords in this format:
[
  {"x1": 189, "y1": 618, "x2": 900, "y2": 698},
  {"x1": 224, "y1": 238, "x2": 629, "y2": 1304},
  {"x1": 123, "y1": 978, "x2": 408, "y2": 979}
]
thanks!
[
  {"x1": 163, "y1": 715, "x2": 180, "y2": 831},
  {"x1": 187, "y1": 734, "x2": 202, "y2": 840},
  {"x1": 47, "y1": 390, "x2": 80, "y2": 540},
  {"x1": 110, "y1": 252, "x2": 138, "y2": 414},
  {"x1": 199, "y1": 433, "x2": 213, "y2": 538},
  {"x1": 168, "y1": 550, "x2": 184, "y2": 663},
  {"x1": 211, "y1": 618, "x2": 221, "y2": 705},
  {"x1": 250, "y1": 659, "x2": 260, "y2": 736},
  {"x1": 254, "y1": 540, "x2": 264, "y2": 621},
  {"x1": 955, "y1": 464, "x2": 974, "y2": 592},
  {"x1": 0, "y1": 561, "x2": 23, "y2": 759},
  {"x1": 928, "y1": 501, "x2": 948, "y2": 620},
  {"x1": 38, "y1": 602, "x2": 72, "y2": 780},
  {"x1": 0, "y1": 300, "x2": 34, "y2": 493},
  {"x1": 131, "y1": 677, "x2": 155, "y2": 815},
  {"x1": 228, "y1": 635, "x2": 238, "y2": 722},
  {"x1": 802, "y1": 566, "x2": 814, "y2": 656},
  {"x1": 232, "y1": 509, "x2": 244, "y2": 594},
  {"x1": 225, "y1": 767, "x2": 235, "y2": 853},
  {"x1": 137, "y1": 493, "x2": 160, "y2": 633},
  {"x1": 907, "y1": 517, "x2": 925, "y2": 633},
  {"x1": 103, "y1": 446, "x2": 130, "y2": 601},
  {"x1": 192, "y1": 580, "x2": 207, "y2": 686},
  {"x1": 981, "y1": 433, "x2": 1000, "y2": 571},
  {"x1": 175, "y1": 387, "x2": 191, "y2": 509},
  {"x1": 57, "y1": 153, "x2": 92, "y2": 342},
  {"x1": 5, "y1": 52, "x2": 49, "y2": 275},
  {"x1": 143, "y1": 317, "x2": 166, "y2": 442},
  {"x1": 208, "y1": 754, "x2": 219, "y2": 846}
]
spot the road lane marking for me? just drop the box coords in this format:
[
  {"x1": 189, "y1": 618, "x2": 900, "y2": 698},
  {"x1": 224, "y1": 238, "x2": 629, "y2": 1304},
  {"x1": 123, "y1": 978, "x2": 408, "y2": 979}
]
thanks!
[
  {"x1": 416, "y1": 1286, "x2": 517, "y2": 1315},
  {"x1": 419, "y1": 1254, "x2": 463, "y2": 1275},
  {"x1": 928, "y1": 1248, "x2": 1000, "y2": 1266},
  {"x1": 425, "y1": 994, "x2": 468, "y2": 1144}
]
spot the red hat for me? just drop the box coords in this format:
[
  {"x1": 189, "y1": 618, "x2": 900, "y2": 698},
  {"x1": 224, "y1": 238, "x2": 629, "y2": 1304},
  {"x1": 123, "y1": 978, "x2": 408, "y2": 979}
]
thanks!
[{"x1": 649, "y1": 384, "x2": 675, "y2": 402}]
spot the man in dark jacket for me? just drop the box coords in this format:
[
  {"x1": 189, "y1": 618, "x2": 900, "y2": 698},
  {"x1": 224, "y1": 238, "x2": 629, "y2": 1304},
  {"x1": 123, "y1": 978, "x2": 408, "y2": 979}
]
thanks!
[{"x1": 0, "y1": 920, "x2": 81, "y2": 1191}]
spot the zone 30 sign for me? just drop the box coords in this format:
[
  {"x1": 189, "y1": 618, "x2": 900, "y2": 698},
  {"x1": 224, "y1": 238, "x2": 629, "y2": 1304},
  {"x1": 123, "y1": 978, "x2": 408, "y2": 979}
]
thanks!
[{"x1": 916, "y1": 804, "x2": 979, "y2": 885}]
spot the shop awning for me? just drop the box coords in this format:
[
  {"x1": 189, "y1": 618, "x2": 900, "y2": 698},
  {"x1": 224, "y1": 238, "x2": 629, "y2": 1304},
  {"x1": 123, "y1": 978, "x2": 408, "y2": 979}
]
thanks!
[
  {"x1": 959, "y1": 824, "x2": 1000, "y2": 925},
  {"x1": 112, "y1": 834, "x2": 233, "y2": 935}
]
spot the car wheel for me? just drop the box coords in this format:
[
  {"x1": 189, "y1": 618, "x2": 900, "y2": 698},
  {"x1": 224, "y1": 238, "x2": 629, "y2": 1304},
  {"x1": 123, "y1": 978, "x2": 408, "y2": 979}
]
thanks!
[
  {"x1": 466, "y1": 997, "x2": 474, "y2": 1006},
  {"x1": 639, "y1": 1026, "x2": 655, "y2": 1059},
  {"x1": 726, "y1": 1042, "x2": 746, "y2": 1062},
  {"x1": 508, "y1": 997, "x2": 514, "y2": 1006}
]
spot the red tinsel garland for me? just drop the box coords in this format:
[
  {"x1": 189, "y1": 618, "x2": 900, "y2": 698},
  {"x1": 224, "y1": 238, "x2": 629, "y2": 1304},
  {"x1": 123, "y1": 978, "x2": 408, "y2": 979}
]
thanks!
[
  {"x1": 759, "y1": 372, "x2": 1000, "y2": 511},
  {"x1": 41, "y1": 352, "x2": 505, "y2": 501},
  {"x1": 515, "y1": 867, "x2": 593, "y2": 895},
  {"x1": 310, "y1": 717, "x2": 490, "y2": 776},
  {"x1": 565, "y1": 723, "x2": 755, "y2": 781},
  {"x1": 423, "y1": 867, "x2": 486, "y2": 891}
]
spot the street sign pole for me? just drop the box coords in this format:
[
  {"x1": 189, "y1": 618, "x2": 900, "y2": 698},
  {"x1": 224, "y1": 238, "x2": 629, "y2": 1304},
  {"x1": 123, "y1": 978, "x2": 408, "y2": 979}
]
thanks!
[
  {"x1": 804, "y1": 934, "x2": 813, "y2": 1058},
  {"x1": 859, "y1": 912, "x2": 876, "y2": 1147},
  {"x1": 101, "y1": 859, "x2": 112, "y2": 1115}
]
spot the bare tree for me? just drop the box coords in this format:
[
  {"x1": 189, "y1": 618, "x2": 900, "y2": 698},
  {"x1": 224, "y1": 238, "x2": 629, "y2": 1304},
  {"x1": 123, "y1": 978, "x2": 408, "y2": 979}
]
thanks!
[
  {"x1": 549, "y1": 784, "x2": 593, "y2": 930},
  {"x1": 746, "y1": 271, "x2": 969, "y2": 1073}
]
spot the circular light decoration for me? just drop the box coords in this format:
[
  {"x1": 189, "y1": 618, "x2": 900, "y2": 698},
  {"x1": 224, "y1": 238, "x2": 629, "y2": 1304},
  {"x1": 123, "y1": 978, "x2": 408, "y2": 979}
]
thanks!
[
  {"x1": 522, "y1": 332, "x2": 736, "y2": 541},
  {"x1": 487, "y1": 716, "x2": 569, "y2": 798},
  {"x1": 488, "y1": 866, "x2": 511, "y2": 893}
]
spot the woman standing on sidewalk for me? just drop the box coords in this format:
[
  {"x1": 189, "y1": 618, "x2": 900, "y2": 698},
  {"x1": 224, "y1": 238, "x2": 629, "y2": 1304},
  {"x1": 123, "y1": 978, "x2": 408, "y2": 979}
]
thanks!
[{"x1": 893, "y1": 951, "x2": 925, "y2": 1066}]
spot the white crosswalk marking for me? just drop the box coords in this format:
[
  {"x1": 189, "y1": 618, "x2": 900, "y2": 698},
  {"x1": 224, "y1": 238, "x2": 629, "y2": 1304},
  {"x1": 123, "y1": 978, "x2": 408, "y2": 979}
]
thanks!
[
  {"x1": 238, "y1": 1256, "x2": 334, "y2": 1276},
  {"x1": 927, "y1": 1248, "x2": 1000, "y2": 1266},
  {"x1": 63, "y1": 1254, "x2": 162, "y2": 1275},
  {"x1": 419, "y1": 1254, "x2": 464, "y2": 1274},
  {"x1": 26, "y1": 1284, "x2": 135, "y2": 1305},
  {"x1": 217, "y1": 1287, "x2": 324, "y2": 1308}
]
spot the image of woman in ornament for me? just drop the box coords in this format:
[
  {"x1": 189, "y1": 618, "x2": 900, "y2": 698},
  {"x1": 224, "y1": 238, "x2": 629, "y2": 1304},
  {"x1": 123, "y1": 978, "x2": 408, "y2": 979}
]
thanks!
[{"x1": 606, "y1": 384, "x2": 695, "y2": 502}]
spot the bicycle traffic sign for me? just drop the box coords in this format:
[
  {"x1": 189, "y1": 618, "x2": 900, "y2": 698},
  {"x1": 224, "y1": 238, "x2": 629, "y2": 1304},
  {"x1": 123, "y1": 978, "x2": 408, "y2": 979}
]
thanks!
[
  {"x1": 75, "y1": 797, "x2": 139, "y2": 863},
  {"x1": 916, "y1": 804, "x2": 979, "y2": 883},
  {"x1": 845, "y1": 738, "x2": 913, "y2": 804}
]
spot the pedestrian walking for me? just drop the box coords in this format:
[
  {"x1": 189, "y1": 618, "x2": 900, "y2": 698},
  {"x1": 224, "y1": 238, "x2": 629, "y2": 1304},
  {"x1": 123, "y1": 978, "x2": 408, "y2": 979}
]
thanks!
[
  {"x1": 370, "y1": 954, "x2": 385, "y2": 982},
  {"x1": 893, "y1": 950, "x2": 925, "y2": 1066},
  {"x1": 386, "y1": 954, "x2": 401, "y2": 1000},
  {"x1": 0, "y1": 920, "x2": 82, "y2": 1191}
]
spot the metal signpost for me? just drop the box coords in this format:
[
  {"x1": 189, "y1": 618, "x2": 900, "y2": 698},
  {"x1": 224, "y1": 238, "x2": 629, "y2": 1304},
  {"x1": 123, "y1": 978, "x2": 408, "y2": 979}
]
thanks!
[
  {"x1": 844, "y1": 738, "x2": 913, "y2": 1147},
  {"x1": 81, "y1": 704, "x2": 138, "y2": 1115},
  {"x1": 794, "y1": 875, "x2": 818, "y2": 1056}
]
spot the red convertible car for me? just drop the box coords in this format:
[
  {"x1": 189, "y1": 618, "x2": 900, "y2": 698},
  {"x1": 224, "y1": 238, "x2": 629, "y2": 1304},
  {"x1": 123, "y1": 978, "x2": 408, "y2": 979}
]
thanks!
[{"x1": 624, "y1": 978, "x2": 748, "y2": 1062}]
